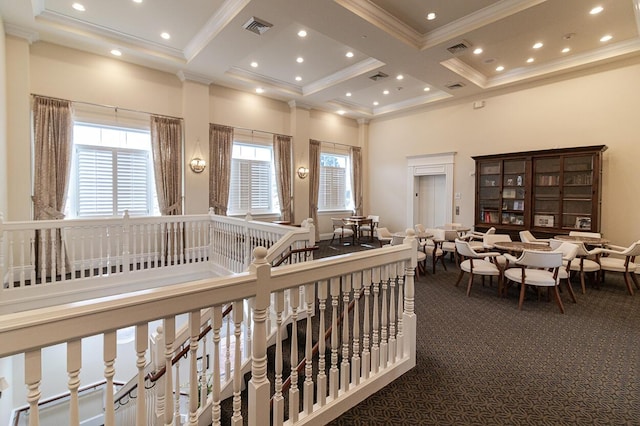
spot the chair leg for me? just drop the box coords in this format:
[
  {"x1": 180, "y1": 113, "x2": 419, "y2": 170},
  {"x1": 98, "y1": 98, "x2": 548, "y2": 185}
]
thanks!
[
  {"x1": 440, "y1": 255, "x2": 447, "y2": 271},
  {"x1": 632, "y1": 272, "x2": 640, "y2": 290},
  {"x1": 623, "y1": 272, "x2": 634, "y2": 296},
  {"x1": 553, "y1": 285, "x2": 566, "y2": 314},
  {"x1": 579, "y1": 270, "x2": 587, "y2": 294},
  {"x1": 455, "y1": 269, "x2": 465, "y2": 287},
  {"x1": 466, "y1": 273, "x2": 474, "y2": 297},
  {"x1": 564, "y1": 279, "x2": 577, "y2": 303},
  {"x1": 518, "y1": 282, "x2": 527, "y2": 310}
]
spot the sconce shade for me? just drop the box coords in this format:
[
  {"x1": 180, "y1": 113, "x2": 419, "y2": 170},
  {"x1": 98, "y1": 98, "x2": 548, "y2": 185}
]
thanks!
[
  {"x1": 190, "y1": 157, "x2": 206, "y2": 173},
  {"x1": 297, "y1": 166, "x2": 309, "y2": 179},
  {"x1": 0, "y1": 376, "x2": 9, "y2": 393}
]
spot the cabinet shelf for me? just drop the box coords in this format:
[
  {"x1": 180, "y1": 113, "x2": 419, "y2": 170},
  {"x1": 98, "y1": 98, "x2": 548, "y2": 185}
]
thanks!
[{"x1": 474, "y1": 145, "x2": 606, "y2": 236}]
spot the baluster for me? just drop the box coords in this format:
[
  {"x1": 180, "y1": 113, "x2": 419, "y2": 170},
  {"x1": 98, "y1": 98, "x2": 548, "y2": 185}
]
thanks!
[
  {"x1": 25, "y1": 349, "x2": 42, "y2": 426},
  {"x1": 404, "y1": 254, "x2": 416, "y2": 358},
  {"x1": 60, "y1": 227, "x2": 67, "y2": 280},
  {"x1": 135, "y1": 324, "x2": 148, "y2": 426},
  {"x1": 69, "y1": 228, "x2": 76, "y2": 280},
  {"x1": 371, "y1": 266, "x2": 380, "y2": 374},
  {"x1": 159, "y1": 223, "x2": 166, "y2": 268},
  {"x1": 89, "y1": 226, "x2": 95, "y2": 277},
  {"x1": 389, "y1": 262, "x2": 397, "y2": 364},
  {"x1": 189, "y1": 311, "x2": 200, "y2": 425},
  {"x1": 68, "y1": 339, "x2": 82, "y2": 425},
  {"x1": 317, "y1": 280, "x2": 328, "y2": 406},
  {"x1": 225, "y1": 313, "x2": 231, "y2": 382},
  {"x1": 329, "y1": 277, "x2": 340, "y2": 399},
  {"x1": 231, "y1": 301, "x2": 244, "y2": 425},
  {"x1": 351, "y1": 271, "x2": 362, "y2": 385},
  {"x1": 245, "y1": 298, "x2": 253, "y2": 361},
  {"x1": 174, "y1": 360, "x2": 181, "y2": 426},
  {"x1": 39, "y1": 229, "x2": 46, "y2": 283},
  {"x1": 211, "y1": 306, "x2": 222, "y2": 426},
  {"x1": 50, "y1": 228, "x2": 57, "y2": 282},
  {"x1": 380, "y1": 264, "x2": 389, "y2": 369},
  {"x1": 171, "y1": 222, "x2": 177, "y2": 265},
  {"x1": 180, "y1": 221, "x2": 186, "y2": 264},
  {"x1": 303, "y1": 283, "x2": 314, "y2": 414},
  {"x1": 199, "y1": 338, "x2": 207, "y2": 409},
  {"x1": 153, "y1": 223, "x2": 159, "y2": 269},
  {"x1": 132, "y1": 223, "x2": 138, "y2": 270},
  {"x1": 114, "y1": 228, "x2": 120, "y2": 274},
  {"x1": 30, "y1": 233, "x2": 36, "y2": 284},
  {"x1": 164, "y1": 318, "x2": 176, "y2": 426},
  {"x1": 8, "y1": 236, "x2": 14, "y2": 288},
  {"x1": 18, "y1": 231, "x2": 25, "y2": 286},
  {"x1": 99, "y1": 229, "x2": 104, "y2": 276},
  {"x1": 104, "y1": 331, "x2": 117, "y2": 425},
  {"x1": 341, "y1": 274, "x2": 351, "y2": 392},
  {"x1": 397, "y1": 261, "x2": 405, "y2": 359},
  {"x1": 272, "y1": 291, "x2": 285, "y2": 425},
  {"x1": 288, "y1": 287, "x2": 300, "y2": 423}
]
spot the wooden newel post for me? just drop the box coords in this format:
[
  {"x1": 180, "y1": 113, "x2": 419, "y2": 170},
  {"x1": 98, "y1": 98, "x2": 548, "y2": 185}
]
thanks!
[{"x1": 248, "y1": 247, "x2": 271, "y2": 426}]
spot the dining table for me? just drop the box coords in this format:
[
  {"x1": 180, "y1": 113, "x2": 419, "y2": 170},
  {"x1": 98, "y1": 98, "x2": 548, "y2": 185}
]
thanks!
[
  {"x1": 343, "y1": 216, "x2": 374, "y2": 243},
  {"x1": 553, "y1": 235, "x2": 609, "y2": 246},
  {"x1": 493, "y1": 241, "x2": 553, "y2": 254}
]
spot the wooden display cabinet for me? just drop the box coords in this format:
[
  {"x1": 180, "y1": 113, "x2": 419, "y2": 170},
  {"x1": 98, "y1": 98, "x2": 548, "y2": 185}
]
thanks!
[{"x1": 473, "y1": 145, "x2": 606, "y2": 237}]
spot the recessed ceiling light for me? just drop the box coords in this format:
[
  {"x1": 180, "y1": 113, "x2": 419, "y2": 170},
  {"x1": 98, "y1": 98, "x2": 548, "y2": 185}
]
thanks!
[
  {"x1": 337, "y1": 110, "x2": 345, "y2": 115},
  {"x1": 373, "y1": 101, "x2": 379, "y2": 106},
  {"x1": 110, "y1": 49, "x2": 122, "y2": 56},
  {"x1": 346, "y1": 92, "x2": 352, "y2": 97},
  {"x1": 132, "y1": 0, "x2": 143, "y2": 3},
  {"x1": 298, "y1": 30, "x2": 307, "y2": 37},
  {"x1": 250, "y1": 61, "x2": 258, "y2": 68},
  {"x1": 426, "y1": 12, "x2": 437, "y2": 20},
  {"x1": 526, "y1": 57, "x2": 535, "y2": 63},
  {"x1": 590, "y1": 6, "x2": 604, "y2": 15},
  {"x1": 295, "y1": 76, "x2": 302, "y2": 81},
  {"x1": 383, "y1": 90, "x2": 389, "y2": 95},
  {"x1": 473, "y1": 48, "x2": 483, "y2": 55},
  {"x1": 533, "y1": 42, "x2": 544, "y2": 49},
  {"x1": 600, "y1": 34, "x2": 613, "y2": 42},
  {"x1": 562, "y1": 47, "x2": 571, "y2": 53},
  {"x1": 396, "y1": 74, "x2": 404, "y2": 80},
  {"x1": 423, "y1": 87, "x2": 431, "y2": 92},
  {"x1": 256, "y1": 87, "x2": 264, "y2": 94},
  {"x1": 496, "y1": 65, "x2": 505, "y2": 72},
  {"x1": 161, "y1": 32, "x2": 170, "y2": 40},
  {"x1": 345, "y1": 51, "x2": 354, "y2": 58},
  {"x1": 72, "y1": 2, "x2": 85, "y2": 11},
  {"x1": 296, "y1": 57, "x2": 304, "y2": 63}
]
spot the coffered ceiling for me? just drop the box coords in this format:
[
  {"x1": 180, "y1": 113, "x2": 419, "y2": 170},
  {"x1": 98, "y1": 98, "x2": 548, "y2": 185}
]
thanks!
[{"x1": 1, "y1": 0, "x2": 639, "y2": 119}]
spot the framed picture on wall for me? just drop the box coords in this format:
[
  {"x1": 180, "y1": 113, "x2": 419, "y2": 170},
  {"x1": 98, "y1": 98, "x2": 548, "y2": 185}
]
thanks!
[
  {"x1": 534, "y1": 214, "x2": 554, "y2": 227},
  {"x1": 575, "y1": 217, "x2": 591, "y2": 230}
]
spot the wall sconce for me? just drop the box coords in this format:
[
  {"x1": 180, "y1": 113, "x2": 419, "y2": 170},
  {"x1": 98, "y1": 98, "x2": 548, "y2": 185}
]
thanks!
[
  {"x1": 0, "y1": 377, "x2": 9, "y2": 398},
  {"x1": 189, "y1": 157, "x2": 206, "y2": 173},
  {"x1": 297, "y1": 166, "x2": 309, "y2": 179}
]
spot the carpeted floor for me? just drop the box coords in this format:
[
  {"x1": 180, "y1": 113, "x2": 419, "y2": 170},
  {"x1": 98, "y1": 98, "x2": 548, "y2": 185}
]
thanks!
[{"x1": 320, "y1": 239, "x2": 640, "y2": 426}]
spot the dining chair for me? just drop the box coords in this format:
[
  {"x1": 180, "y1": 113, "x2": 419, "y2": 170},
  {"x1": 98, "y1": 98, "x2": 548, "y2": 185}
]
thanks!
[
  {"x1": 483, "y1": 234, "x2": 512, "y2": 271},
  {"x1": 455, "y1": 240, "x2": 502, "y2": 297},
  {"x1": 422, "y1": 228, "x2": 447, "y2": 273},
  {"x1": 567, "y1": 241, "x2": 601, "y2": 294},
  {"x1": 375, "y1": 226, "x2": 393, "y2": 247},
  {"x1": 330, "y1": 217, "x2": 354, "y2": 245},
  {"x1": 592, "y1": 240, "x2": 640, "y2": 295},
  {"x1": 503, "y1": 250, "x2": 565, "y2": 313},
  {"x1": 519, "y1": 230, "x2": 550, "y2": 244},
  {"x1": 358, "y1": 215, "x2": 379, "y2": 240},
  {"x1": 549, "y1": 240, "x2": 579, "y2": 304}
]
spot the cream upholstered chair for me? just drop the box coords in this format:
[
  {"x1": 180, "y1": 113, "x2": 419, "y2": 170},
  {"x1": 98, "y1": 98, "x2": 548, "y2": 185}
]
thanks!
[
  {"x1": 455, "y1": 240, "x2": 501, "y2": 297},
  {"x1": 483, "y1": 234, "x2": 512, "y2": 271},
  {"x1": 358, "y1": 215, "x2": 379, "y2": 240},
  {"x1": 376, "y1": 227, "x2": 393, "y2": 247},
  {"x1": 567, "y1": 241, "x2": 601, "y2": 294},
  {"x1": 422, "y1": 228, "x2": 447, "y2": 273},
  {"x1": 330, "y1": 217, "x2": 354, "y2": 245},
  {"x1": 503, "y1": 250, "x2": 565, "y2": 313},
  {"x1": 593, "y1": 240, "x2": 640, "y2": 295},
  {"x1": 519, "y1": 230, "x2": 550, "y2": 244},
  {"x1": 549, "y1": 240, "x2": 579, "y2": 304}
]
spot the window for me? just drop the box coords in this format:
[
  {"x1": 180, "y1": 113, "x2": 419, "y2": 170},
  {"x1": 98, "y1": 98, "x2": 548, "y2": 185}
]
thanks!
[
  {"x1": 67, "y1": 124, "x2": 159, "y2": 217},
  {"x1": 319, "y1": 152, "x2": 353, "y2": 211},
  {"x1": 228, "y1": 142, "x2": 279, "y2": 215}
]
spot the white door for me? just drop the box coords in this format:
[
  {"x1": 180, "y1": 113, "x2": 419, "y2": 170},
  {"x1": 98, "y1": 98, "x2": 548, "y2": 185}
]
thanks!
[{"x1": 417, "y1": 174, "x2": 446, "y2": 228}]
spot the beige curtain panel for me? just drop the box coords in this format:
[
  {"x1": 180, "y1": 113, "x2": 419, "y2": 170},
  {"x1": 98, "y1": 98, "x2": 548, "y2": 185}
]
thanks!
[
  {"x1": 151, "y1": 115, "x2": 184, "y2": 216},
  {"x1": 274, "y1": 134, "x2": 293, "y2": 223},
  {"x1": 350, "y1": 146, "x2": 363, "y2": 216},
  {"x1": 209, "y1": 124, "x2": 234, "y2": 215},
  {"x1": 309, "y1": 139, "x2": 321, "y2": 241}
]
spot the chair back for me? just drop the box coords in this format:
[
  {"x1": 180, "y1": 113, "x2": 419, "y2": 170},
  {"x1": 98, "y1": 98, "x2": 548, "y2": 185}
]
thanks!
[
  {"x1": 519, "y1": 230, "x2": 535, "y2": 242},
  {"x1": 552, "y1": 241, "x2": 579, "y2": 262},
  {"x1": 621, "y1": 240, "x2": 640, "y2": 257},
  {"x1": 517, "y1": 250, "x2": 563, "y2": 269},
  {"x1": 569, "y1": 231, "x2": 602, "y2": 238},
  {"x1": 415, "y1": 223, "x2": 426, "y2": 233},
  {"x1": 455, "y1": 240, "x2": 478, "y2": 258},
  {"x1": 391, "y1": 235, "x2": 404, "y2": 246},
  {"x1": 376, "y1": 227, "x2": 392, "y2": 239},
  {"x1": 443, "y1": 230, "x2": 458, "y2": 241},
  {"x1": 367, "y1": 215, "x2": 379, "y2": 223},
  {"x1": 331, "y1": 217, "x2": 346, "y2": 228},
  {"x1": 484, "y1": 233, "x2": 511, "y2": 248}
]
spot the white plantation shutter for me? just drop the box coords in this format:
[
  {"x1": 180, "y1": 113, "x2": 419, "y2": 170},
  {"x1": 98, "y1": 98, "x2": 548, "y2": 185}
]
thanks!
[
  {"x1": 320, "y1": 165, "x2": 346, "y2": 209},
  {"x1": 75, "y1": 145, "x2": 152, "y2": 217},
  {"x1": 229, "y1": 158, "x2": 272, "y2": 213}
]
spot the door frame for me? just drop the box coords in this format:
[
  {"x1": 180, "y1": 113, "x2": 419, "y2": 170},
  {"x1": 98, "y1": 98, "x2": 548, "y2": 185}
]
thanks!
[{"x1": 406, "y1": 152, "x2": 455, "y2": 229}]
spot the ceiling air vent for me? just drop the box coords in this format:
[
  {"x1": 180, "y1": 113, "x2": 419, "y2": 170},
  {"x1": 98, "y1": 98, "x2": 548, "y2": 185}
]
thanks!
[
  {"x1": 445, "y1": 82, "x2": 466, "y2": 90},
  {"x1": 446, "y1": 40, "x2": 471, "y2": 55},
  {"x1": 368, "y1": 71, "x2": 389, "y2": 81},
  {"x1": 242, "y1": 17, "x2": 273, "y2": 35}
]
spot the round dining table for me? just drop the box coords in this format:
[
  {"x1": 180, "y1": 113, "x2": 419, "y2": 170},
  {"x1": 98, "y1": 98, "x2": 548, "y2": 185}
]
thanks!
[
  {"x1": 553, "y1": 235, "x2": 609, "y2": 246},
  {"x1": 493, "y1": 241, "x2": 553, "y2": 254}
]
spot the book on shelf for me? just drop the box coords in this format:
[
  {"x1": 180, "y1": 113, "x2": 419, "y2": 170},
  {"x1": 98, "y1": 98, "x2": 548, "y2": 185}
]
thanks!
[
  {"x1": 482, "y1": 211, "x2": 498, "y2": 223},
  {"x1": 537, "y1": 175, "x2": 559, "y2": 186}
]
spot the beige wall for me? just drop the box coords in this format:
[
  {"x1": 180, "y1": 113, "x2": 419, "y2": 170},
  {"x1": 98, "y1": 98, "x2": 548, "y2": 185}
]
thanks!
[
  {"x1": 368, "y1": 56, "x2": 640, "y2": 245},
  {"x1": 2, "y1": 40, "x2": 362, "y2": 234}
]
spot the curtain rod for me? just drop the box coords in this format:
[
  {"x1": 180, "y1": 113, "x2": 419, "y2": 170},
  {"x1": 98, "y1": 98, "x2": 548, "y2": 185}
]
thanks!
[
  {"x1": 219, "y1": 124, "x2": 291, "y2": 139},
  {"x1": 317, "y1": 139, "x2": 354, "y2": 149},
  {"x1": 31, "y1": 93, "x2": 184, "y2": 121}
]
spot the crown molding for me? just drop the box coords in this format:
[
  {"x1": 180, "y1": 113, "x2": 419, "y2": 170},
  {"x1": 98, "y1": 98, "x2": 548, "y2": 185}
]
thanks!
[
  {"x1": 4, "y1": 23, "x2": 39, "y2": 44},
  {"x1": 303, "y1": 57, "x2": 385, "y2": 96},
  {"x1": 440, "y1": 58, "x2": 489, "y2": 89},
  {"x1": 288, "y1": 100, "x2": 312, "y2": 110},
  {"x1": 226, "y1": 67, "x2": 303, "y2": 96},
  {"x1": 176, "y1": 70, "x2": 213, "y2": 85}
]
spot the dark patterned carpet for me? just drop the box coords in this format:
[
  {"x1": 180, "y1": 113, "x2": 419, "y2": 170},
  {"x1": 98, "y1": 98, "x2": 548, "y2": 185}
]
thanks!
[{"x1": 319, "y1": 240, "x2": 640, "y2": 426}]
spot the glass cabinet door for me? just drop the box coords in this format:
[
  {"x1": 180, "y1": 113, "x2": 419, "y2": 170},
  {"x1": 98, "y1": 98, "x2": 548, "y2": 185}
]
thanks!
[
  {"x1": 500, "y1": 160, "x2": 526, "y2": 225},
  {"x1": 478, "y1": 161, "x2": 501, "y2": 224},
  {"x1": 533, "y1": 157, "x2": 560, "y2": 229},
  {"x1": 562, "y1": 155, "x2": 594, "y2": 230}
]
